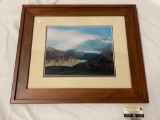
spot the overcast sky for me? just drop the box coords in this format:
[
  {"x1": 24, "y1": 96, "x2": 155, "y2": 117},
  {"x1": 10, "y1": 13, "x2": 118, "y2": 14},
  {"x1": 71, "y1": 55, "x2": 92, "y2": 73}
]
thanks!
[{"x1": 46, "y1": 26, "x2": 112, "y2": 51}]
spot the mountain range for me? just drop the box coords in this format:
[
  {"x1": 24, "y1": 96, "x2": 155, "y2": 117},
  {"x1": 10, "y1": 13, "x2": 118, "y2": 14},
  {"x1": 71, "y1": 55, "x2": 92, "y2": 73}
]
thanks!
[
  {"x1": 45, "y1": 46, "x2": 114, "y2": 75},
  {"x1": 72, "y1": 39, "x2": 113, "y2": 53}
]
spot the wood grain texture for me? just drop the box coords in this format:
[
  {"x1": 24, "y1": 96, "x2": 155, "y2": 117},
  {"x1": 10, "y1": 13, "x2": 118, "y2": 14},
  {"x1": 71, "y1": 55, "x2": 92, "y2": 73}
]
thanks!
[{"x1": 11, "y1": 5, "x2": 149, "y2": 104}]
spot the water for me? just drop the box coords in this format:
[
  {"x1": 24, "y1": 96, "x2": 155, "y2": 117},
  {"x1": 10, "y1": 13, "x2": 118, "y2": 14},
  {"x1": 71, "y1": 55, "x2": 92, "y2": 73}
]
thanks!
[{"x1": 77, "y1": 60, "x2": 87, "y2": 63}]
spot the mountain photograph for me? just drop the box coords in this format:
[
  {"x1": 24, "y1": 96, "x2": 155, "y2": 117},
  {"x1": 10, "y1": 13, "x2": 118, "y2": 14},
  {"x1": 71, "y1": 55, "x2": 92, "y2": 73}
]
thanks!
[{"x1": 44, "y1": 26, "x2": 115, "y2": 76}]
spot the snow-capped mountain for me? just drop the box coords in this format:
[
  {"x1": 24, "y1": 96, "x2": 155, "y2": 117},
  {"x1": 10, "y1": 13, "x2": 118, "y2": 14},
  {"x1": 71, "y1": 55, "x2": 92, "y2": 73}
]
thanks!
[{"x1": 72, "y1": 39, "x2": 113, "y2": 53}]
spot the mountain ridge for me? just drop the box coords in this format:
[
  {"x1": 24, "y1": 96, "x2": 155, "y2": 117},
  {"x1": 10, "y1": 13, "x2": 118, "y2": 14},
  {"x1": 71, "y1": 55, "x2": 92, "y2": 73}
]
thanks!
[
  {"x1": 72, "y1": 39, "x2": 113, "y2": 53},
  {"x1": 45, "y1": 46, "x2": 79, "y2": 67},
  {"x1": 45, "y1": 49, "x2": 114, "y2": 75},
  {"x1": 65, "y1": 49, "x2": 100, "y2": 60}
]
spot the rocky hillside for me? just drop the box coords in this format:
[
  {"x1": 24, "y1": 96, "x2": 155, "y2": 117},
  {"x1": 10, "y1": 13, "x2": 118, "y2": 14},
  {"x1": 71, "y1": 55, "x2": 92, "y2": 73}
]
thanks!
[
  {"x1": 73, "y1": 52, "x2": 114, "y2": 73},
  {"x1": 45, "y1": 46, "x2": 79, "y2": 67},
  {"x1": 45, "y1": 51, "x2": 115, "y2": 75}
]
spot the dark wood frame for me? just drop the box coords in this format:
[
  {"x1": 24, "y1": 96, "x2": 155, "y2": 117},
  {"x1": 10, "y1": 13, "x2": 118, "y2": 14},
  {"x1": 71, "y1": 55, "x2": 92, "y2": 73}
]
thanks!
[{"x1": 11, "y1": 5, "x2": 149, "y2": 104}]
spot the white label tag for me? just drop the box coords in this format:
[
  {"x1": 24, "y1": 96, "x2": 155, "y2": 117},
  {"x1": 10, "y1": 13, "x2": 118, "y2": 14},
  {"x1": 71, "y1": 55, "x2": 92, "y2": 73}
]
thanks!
[{"x1": 123, "y1": 106, "x2": 144, "y2": 118}]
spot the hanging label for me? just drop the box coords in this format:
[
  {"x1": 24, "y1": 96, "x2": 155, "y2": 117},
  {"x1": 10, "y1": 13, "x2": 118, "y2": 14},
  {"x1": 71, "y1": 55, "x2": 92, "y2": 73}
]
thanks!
[{"x1": 123, "y1": 106, "x2": 144, "y2": 117}]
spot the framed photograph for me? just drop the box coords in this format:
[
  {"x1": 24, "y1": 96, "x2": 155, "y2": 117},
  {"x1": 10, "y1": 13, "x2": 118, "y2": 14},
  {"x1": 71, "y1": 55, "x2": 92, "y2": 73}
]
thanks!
[
  {"x1": 44, "y1": 25, "x2": 115, "y2": 76},
  {"x1": 11, "y1": 5, "x2": 149, "y2": 103}
]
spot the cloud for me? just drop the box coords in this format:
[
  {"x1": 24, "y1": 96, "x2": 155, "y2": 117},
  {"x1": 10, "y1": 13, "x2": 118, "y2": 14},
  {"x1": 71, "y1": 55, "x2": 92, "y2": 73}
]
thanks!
[{"x1": 46, "y1": 27, "x2": 102, "y2": 51}]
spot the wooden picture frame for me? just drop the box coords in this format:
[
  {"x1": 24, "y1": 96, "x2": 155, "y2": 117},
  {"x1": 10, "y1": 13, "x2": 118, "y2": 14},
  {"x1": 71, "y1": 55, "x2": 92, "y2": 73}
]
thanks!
[{"x1": 11, "y1": 5, "x2": 149, "y2": 103}]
